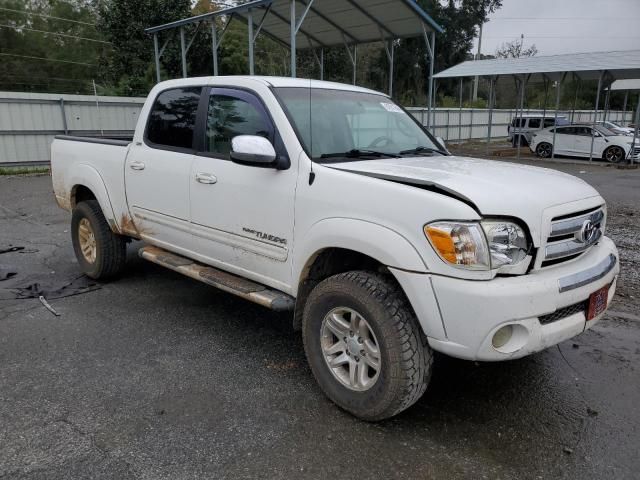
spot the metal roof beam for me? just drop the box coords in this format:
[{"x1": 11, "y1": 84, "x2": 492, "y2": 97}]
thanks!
[
  {"x1": 267, "y1": 7, "x2": 327, "y2": 48},
  {"x1": 298, "y1": 0, "x2": 360, "y2": 44},
  {"x1": 344, "y1": 0, "x2": 397, "y2": 38},
  {"x1": 146, "y1": 0, "x2": 273, "y2": 34}
]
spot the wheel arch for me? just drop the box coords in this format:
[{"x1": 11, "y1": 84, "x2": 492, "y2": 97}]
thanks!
[
  {"x1": 68, "y1": 164, "x2": 118, "y2": 232},
  {"x1": 291, "y1": 218, "x2": 428, "y2": 331}
]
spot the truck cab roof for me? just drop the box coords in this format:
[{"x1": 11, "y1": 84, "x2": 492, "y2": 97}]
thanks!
[{"x1": 151, "y1": 75, "x2": 384, "y2": 96}]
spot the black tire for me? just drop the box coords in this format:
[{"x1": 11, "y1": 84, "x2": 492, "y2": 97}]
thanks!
[
  {"x1": 302, "y1": 271, "x2": 433, "y2": 421},
  {"x1": 71, "y1": 200, "x2": 127, "y2": 280},
  {"x1": 536, "y1": 142, "x2": 553, "y2": 158},
  {"x1": 603, "y1": 145, "x2": 625, "y2": 163}
]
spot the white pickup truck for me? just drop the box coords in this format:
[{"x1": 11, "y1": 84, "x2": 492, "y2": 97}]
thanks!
[{"x1": 51, "y1": 76, "x2": 619, "y2": 420}]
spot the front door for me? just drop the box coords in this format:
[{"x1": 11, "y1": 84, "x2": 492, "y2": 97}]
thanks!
[
  {"x1": 573, "y1": 126, "x2": 606, "y2": 157},
  {"x1": 125, "y1": 86, "x2": 202, "y2": 252},
  {"x1": 189, "y1": 88, "x2": 297, "y2": 291}
]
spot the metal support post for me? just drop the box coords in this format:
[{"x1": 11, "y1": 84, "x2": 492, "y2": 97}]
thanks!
[
  {"x1": 211, "y1": 22, "x2": 218, "y2": 75},
  {"x1": 629, "y1": 94, "x2": 640, "y2": 165},
  {"x1": 320, "y1": 48, "x2": 324, "y2": 80},
  {"x1": 353, "y1": 45, "x2": 357, "y2": 85},
  {"x1": 180, "y1": 27, "x2": 187, "y2": 78},
  {"x1": 290, "y1": 0, "x2": 296, "y2": 77},
  {"x1": 541, "y1": 75, "x2": 549, "y2": 130},
  {"x1": 486, "y1": 76, "x2": 496, "y2": 155},
  {"x1": 458, "y1": 78, "x2": 463, "y2": 142},
  {"x1": 603, "y1": 85, "x2": 611, "y2": 122},
  {"x1": 516, "y1": 76, "x2": 526, "y2": 161},
  {"x1": 589, "y1": 71, "x2": 605, "y2": 162},
  {"x1": 248, "y1": 9, "x2": 254, "y2": 75},
  {"x1": 59, "y1": 98, "x2": 68, "y2": 135},
  {"x1": 622, "y1": 90, "x2": 629, "y2": 124},
  {"x1": 153, "y1": 34, "x2": 161, "y2": 83},
  {"x1": 551, "y1": 73, "x2": 566, "y2": 160}
]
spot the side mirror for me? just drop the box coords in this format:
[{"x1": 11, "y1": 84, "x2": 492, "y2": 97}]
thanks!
[
  {"x1": 435, "y1": 136, "x2": 450, "y2": 154},
  {"x1": 230, "y1": 135, "x2": 277, "y2": 165}
]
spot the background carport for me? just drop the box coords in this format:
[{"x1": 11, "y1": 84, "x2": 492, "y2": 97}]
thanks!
[
  {"x1": 145, "y1": 0, "x2": 443, "y2": 123},
  {"x1": 433, "y1": 50, "x2": 640, "y2": 163}
]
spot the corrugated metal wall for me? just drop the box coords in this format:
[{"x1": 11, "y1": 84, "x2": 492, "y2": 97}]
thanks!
[
  {"x1": 0, "y1": 90, "x2": 636, "y2": 164},
  {"x1": 0, "y1": 91, "x2": 145, "y2": 165},
  {"x1": 407, "y1": 107, "x2": 634, "y2": 142}
]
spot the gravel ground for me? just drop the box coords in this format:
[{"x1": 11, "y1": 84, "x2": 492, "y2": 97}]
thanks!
[{"x1": 1, "y1": 169, "x2": 639, "y2": 480}]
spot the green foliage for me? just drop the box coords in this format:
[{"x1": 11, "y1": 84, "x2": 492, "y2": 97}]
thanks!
[{"x1": 0, "y1": 0, "x2": 103, "y2": 94}]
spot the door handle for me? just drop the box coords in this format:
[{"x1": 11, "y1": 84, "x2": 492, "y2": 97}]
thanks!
[
  {"x1": 195, "y1": 172, "x2": 217, "y2": 184},
  {"x1": 130, "y1": 161, "x2": 145, "y2": 171}
]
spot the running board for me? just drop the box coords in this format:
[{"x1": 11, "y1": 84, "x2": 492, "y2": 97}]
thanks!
[{"x1": 138, "y1": 245, "x2": 295, "y2": 312}]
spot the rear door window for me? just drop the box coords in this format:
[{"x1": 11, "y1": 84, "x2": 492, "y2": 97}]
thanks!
[
  {"x1": 146, "y1": 87, "x2": 202, "y2": 150},
  {"x1": 528, "y1": 118, "x2": 541, "y2": 129}
]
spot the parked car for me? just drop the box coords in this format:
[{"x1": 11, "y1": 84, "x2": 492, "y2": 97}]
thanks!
[
  {"x1": 595, "y1": 120, "x2": 634, "y2": 136},
  {"x1": 508, "y1": 114, "x2": 570, "y2": 147},
  {"x1": 51, "y1": 76, "x2": 619, "y2": 421},
  {"x1": 530, "y1": 124, "x2": 640, "y2": 162}
]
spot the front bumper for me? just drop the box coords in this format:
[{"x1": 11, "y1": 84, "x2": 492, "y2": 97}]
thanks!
[{"x1": 391, "y1": 236, "x2": 619, "y2": 361}]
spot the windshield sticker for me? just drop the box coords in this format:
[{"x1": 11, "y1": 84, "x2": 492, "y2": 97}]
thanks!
[{"x1": 380, "y1": 102, "x2": 403, "y2": 113}]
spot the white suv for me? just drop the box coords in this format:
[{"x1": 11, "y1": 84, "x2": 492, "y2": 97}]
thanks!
[
  {"x1": 508, "y1": 114, "x2": 570, "y2": 147},
  {"x1": 531, "y1": 124, "x2": 640, "y2": 162}
]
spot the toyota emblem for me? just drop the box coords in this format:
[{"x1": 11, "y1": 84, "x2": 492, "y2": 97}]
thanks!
[{"x1": 578, "y1": 219, "x2": 598, "y2": 244}]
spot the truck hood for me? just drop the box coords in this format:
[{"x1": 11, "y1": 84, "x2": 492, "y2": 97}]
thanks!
[{"x1": 327, "y1": 156, "x2": 602, "y2": 239}]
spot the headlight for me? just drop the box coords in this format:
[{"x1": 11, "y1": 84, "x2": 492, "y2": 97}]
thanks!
[
  {"x1": 424, "y1": 222, "x2": 490, "y2": 270},
  {"x1": 424, "y1": 220, "x2": 530, "y2": 271},
  {"x1": 481, "y1": 220, "x2": 530, "y2": 268}
]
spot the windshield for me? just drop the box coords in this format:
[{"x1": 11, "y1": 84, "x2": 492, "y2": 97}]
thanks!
[
  {"x1": 595, "y1": 125, "x2": 617, "y2": 136},
  {"x1": 274, "y1": 87, "x2": 442, "y2": 160}
]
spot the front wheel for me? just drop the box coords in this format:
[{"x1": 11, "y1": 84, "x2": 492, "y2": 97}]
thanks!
[
  {"x1": 603, "y1": 145, "x2": 625, "y2": 163},
  {"x1": 536, "y1": 142, "x2": 553, "y2": 158},
  {"x1": 71, "y1": 200, "x2": 127, "y2": 279},
  {"x1": 302, "y1": 271, "x2": 433, "y2": 421}
]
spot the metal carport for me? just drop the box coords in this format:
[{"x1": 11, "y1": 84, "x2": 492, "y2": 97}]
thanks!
[
  {"x1": 145, "y1": 0, "x2": 443, "y2": 125},
  {"x1": 433, "y1": 50, "x2": 640, "y2": 163}
]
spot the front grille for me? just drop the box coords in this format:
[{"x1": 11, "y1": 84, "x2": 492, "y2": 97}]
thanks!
[
  {"x1": 539, "y1": 300, "x2": 588, "y2": 325},
  {"x1": 541, "y1": 206, "x2": 604, "y2": 267}
]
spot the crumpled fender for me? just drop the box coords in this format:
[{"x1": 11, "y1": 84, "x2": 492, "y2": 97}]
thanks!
[{"x1": 293, "y1": 217, "x2": 427, "y2": 292}]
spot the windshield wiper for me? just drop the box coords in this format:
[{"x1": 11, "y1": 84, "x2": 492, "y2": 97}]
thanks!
[
  {"x1": 398, "y1": 146, "x2": 447, "y2": 156},
  {"x1": 319, "y1": 149, "x2": 400, "y2": 161}
]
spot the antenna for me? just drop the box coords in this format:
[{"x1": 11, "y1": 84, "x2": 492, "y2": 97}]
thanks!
[{"x1": 308, "y1": 76, "x2": 316, "y2": 185}]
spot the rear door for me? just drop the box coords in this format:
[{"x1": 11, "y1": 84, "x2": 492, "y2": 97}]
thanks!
[
  {"x1": 189, "y1": 87, "x2": 296, "y2": 290},
  {"x1": 125, "y1": 86, "x2": 202, "y2": 250},
  {"x1": 552, "y1": 126, "x2": 576, "y2": 154}
]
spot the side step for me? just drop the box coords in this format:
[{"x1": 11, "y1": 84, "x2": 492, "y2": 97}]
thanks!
[{"x1": 138, "y1": 245, "x2": 295, "y2": 312}]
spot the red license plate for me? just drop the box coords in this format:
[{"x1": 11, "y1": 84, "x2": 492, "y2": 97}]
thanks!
[{"x1": 586, "y1": 285, "x2": 609, "y2": 321}]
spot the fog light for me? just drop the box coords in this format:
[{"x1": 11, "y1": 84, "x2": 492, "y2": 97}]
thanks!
[{"x1": 492, "y1": 325, "x2": 513, "y2": 349}]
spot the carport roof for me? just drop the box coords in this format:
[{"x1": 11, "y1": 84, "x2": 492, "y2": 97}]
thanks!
[
  {"x1": 611, "y1": 79, "x2": 640, "y2": 91},
  {"x1": 433, "y1": 50, "x2": 640, "y2": 82},
  {"x1": 145, "y1": 0, "x2": 443, "y2": 49}
]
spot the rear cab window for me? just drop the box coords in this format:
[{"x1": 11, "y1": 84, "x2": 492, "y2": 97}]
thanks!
[{"x1": 145, "y1": 87, "x2": 202, "y2": 151}]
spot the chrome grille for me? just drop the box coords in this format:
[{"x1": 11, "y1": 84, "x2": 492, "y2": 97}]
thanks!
[{"x1": 542, "y1": 207, "x2": 604, "y2": 266}]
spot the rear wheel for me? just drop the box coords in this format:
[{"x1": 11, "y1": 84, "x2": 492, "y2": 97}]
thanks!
[
  {"x1": 536, "y1": 142, "x2": 553, "y2": 158},
  {"x1": 603, "y1": 145, "x2": 625, "y2": 163},
  {"x1": 302, "y1": 271, "x2": 432, "y2": 421},
  {"x1": 71, "y1": 200, "x2": 127, "y2": 279}
]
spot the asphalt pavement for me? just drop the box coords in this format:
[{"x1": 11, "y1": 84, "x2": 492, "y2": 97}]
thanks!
[{"x1": 1, "y1": 169, "x2": 639, "y2": 479}]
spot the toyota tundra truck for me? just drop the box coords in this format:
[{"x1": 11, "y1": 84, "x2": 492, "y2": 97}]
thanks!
[{"x1": 51, "y1": 76, "x2": 619, "y2": 421}]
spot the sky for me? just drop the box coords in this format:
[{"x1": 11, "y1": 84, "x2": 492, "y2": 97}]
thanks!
[{"x1": 472, "y1": 0, "x2": 640, "y2": 57}]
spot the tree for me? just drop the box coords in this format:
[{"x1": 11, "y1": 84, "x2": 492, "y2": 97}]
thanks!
[
  {"x1": 378, "y1": 0, "x2": 503, "y2": 105},
  {"x1": 96, "y1": 0, "x2": 193, "y2": 95},
  {"x1": 495, "y1": 38, "x2": 538, "y2": 59},
  {"x1": 0, "y1": 0, "x2": 104, "y2": 94}
]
